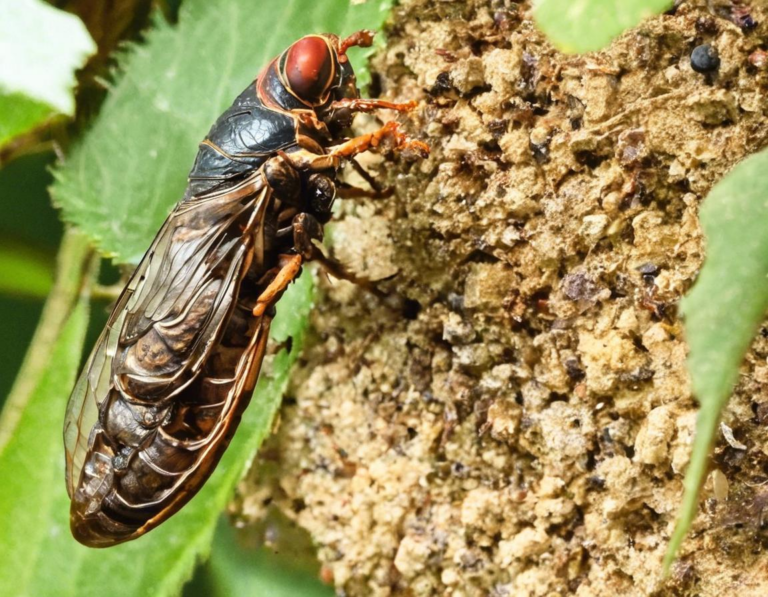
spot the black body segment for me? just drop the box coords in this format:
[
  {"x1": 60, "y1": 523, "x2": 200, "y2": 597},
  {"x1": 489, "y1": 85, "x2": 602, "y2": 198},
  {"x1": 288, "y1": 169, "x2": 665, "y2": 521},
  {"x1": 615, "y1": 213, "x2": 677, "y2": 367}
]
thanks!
[{"x1": 188, "y1": 83, "x2": 298, "y2": 189}]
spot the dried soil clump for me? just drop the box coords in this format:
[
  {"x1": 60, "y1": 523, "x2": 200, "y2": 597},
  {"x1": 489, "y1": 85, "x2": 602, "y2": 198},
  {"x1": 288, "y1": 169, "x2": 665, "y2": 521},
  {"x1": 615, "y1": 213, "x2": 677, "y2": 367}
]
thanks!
[{"x1": 238, "y1": 1, "x2": 768, "y2": 595}]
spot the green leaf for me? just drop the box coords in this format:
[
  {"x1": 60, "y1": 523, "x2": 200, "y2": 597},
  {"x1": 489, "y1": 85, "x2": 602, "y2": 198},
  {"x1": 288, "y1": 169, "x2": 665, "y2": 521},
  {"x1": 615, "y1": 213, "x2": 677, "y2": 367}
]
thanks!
[
  {"x1": 0, "y1": 271, "x2": 314, "y2": 597},
  {"x1": 0, "y1": 240, "x2": 54, "y2": 299},
  {"x1": 0, "y1": 0, "x2": 95, "y2": 145},
  {"x1": 52, "y1": 0, "x2": 393, "y2": 264},
  {"x1": 190, "y1": 519, "x2": 334, "y2": 597},
  {"x1": 664, "y1": 149, "x2": 768, "y2": 572},
  {"x1": 0, "y1": 93, "x2": 58, "y2": 149},
  {"x1": 533, "y1": 0, "x2": 673, "y2": 54}
]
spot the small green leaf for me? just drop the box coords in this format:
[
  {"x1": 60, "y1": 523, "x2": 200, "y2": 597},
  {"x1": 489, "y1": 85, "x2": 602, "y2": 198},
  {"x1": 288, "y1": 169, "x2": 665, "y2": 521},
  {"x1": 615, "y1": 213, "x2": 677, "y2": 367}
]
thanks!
[
  {"x1": 0, "y1": 92, "x2": 58, "y2": 149},
  {"x1": 0, "y1": 272, "x2": 314, "y2": 597},
  {"x1": 52, "y1": 0, "x2": 393, "y2": 263},
  {"x1": 0, "y1": 0, "x2": 95, "y2": 145},
  {"x1": 664, "y1": 149, "x2": 768, "y2": 571},
  {"x1": 0, "y1": 240, "x2": 54, "y2": 299},
  {"x1": 533, "y1": 0, "x2": 673, "y2": 54}
]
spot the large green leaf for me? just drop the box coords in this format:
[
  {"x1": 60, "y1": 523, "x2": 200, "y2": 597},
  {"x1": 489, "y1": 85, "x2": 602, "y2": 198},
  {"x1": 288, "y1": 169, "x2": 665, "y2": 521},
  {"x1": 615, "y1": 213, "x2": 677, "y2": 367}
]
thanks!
[
  {"x1": 664, "y1": 149, "x2": 768, "y2": 570},
  {"x1": 52, "y1": 0, "x2": 393, "y2": 264},
  {"x1": 533, "y1": 0, "x2": 673, "y2": 54},
  {"x1": 0, "y1": 0, "x2": 95, "y2": 146},
  {"x1": 0, "y1": 272, "x2": 314, "y2": 597}
]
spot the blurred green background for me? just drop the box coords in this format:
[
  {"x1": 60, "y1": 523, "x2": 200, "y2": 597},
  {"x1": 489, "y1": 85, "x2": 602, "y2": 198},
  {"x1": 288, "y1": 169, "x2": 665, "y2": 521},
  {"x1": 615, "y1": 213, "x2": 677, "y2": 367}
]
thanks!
[{"x1": 0, "y1": 152, "x2": 61, "y2": 405}]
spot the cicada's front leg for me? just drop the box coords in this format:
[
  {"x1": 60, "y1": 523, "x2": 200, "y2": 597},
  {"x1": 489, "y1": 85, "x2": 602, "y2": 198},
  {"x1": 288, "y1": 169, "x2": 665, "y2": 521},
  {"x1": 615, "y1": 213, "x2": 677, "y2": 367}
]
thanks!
[
  {"x1": 338, "y1": 29, "x2": 376, "y2": 55},
  {"x1": 277, "y1": 148, "x2": 340, "y2": 173},
  {"x1": 281, "y1": 122, "x2": 429, "y2": 174}
]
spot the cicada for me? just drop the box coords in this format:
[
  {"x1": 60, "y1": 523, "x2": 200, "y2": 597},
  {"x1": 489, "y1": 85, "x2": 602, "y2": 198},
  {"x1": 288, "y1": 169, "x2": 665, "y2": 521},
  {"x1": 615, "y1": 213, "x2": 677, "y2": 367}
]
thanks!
[{"x1": 64, "y1": 30, "x2": 428, "y2": 547}]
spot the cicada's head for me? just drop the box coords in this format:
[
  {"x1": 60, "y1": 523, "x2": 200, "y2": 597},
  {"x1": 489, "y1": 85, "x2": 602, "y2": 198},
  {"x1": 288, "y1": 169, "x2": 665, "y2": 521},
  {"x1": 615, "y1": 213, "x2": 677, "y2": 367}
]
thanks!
[{"x1": 278, "y1": 31, "x2": 375, "y2": 129}]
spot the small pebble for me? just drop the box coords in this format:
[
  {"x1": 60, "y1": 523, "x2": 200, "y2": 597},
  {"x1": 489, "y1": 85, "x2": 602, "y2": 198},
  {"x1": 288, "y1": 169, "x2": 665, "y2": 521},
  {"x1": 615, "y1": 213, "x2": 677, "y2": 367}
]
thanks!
[{"x1": 690, "y1": 44, "x2": 720, "y2": 73}]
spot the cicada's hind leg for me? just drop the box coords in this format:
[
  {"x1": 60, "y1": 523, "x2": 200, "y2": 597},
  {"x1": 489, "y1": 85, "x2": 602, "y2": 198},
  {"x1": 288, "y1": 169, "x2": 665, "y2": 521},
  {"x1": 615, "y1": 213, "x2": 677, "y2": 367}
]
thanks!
[{"x1": 280, "y1": 205, "x2": 392, "y2": 300}]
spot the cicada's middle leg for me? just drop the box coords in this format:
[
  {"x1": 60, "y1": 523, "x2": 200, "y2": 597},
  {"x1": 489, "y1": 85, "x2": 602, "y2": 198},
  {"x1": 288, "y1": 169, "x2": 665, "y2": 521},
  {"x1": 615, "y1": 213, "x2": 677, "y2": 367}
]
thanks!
[
  {"x1": 252, "y1": 254, "x2": 303, "y2": 318},
  {"x1": 329, "y1": 121, "x2": 430, "y2": 161}
]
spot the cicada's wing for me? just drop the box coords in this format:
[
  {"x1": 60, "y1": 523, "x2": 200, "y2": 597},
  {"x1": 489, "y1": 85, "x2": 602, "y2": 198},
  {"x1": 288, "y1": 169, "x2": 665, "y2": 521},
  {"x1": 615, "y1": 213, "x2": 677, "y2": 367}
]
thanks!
[
  {"x1": 64, "y1": 172, "x2": 270, "y2": 501},
  {"x1": 64, "y1": 290, "x2": 128, "y2": 498}
]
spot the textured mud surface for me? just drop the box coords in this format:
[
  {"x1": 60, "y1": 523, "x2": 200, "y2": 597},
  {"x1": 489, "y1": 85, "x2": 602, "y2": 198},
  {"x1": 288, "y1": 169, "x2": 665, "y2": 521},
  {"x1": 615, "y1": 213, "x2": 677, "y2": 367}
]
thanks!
[{"x1": 238, "y1": 1, "x2": 768, "y2": 595}]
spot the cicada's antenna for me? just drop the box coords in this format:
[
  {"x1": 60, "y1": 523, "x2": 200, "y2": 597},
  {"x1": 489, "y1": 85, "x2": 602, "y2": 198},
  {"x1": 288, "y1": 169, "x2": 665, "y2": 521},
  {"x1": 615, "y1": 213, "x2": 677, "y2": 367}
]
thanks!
[{"x1": 338, "y1": 30, "x2": 375, "y2": 57}]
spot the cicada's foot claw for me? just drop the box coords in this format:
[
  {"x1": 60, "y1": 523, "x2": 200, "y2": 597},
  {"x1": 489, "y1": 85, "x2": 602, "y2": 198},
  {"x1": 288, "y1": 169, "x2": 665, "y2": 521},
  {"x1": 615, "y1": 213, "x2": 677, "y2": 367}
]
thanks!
[
  {"x1": 339, "y1": 30, "x2": 376, "y2": 55},
  {"x1": 379, "y1": 121, "x2": 430, "y2": 158},
  {"x1": 401, "y1": 139, "x2": 430, "y2": 160}
]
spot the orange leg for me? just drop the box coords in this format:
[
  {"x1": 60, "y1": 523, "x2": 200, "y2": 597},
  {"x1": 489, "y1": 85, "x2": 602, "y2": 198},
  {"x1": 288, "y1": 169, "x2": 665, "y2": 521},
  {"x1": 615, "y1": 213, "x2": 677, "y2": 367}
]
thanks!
[
  {"x1": 252, "y1": 254, "x2": 303, "y2": 317},
  {"x1": 329, "y1": 121, "x2": 430, "y2": 160},
  {"x1": 327, "y1": 98, "x2": 418, "y2": 114},
  {"x1": 278, "y1": 122, "x2": 429, "y2": 173}
]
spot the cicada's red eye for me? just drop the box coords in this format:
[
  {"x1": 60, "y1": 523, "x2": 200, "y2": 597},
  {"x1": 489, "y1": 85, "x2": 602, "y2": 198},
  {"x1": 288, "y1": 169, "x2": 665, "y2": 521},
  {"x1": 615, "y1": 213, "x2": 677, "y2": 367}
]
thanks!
[{"x1": 284, "y1": 36, "x2": 334, "y2": 105}]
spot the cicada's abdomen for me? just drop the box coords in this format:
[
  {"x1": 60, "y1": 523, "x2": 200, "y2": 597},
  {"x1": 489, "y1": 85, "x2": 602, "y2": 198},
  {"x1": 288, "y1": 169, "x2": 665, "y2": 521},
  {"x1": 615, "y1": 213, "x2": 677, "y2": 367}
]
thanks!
[
  {"x1": 71, "y1": 294, "x2": 268, "y2": 546},
  {"x1": 67, "y1": 174, "x2": 274, "y2": 546}
]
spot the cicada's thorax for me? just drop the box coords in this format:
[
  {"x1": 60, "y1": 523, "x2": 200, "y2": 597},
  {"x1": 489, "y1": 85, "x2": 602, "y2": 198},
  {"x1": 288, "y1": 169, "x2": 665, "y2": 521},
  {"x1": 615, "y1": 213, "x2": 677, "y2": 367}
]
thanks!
[
  {"x1": 190, "y1": 52, "x2": 339, "y2": 273},
  {"x1": 186, "y1": 55, "x2": 334, "y2": 199}
]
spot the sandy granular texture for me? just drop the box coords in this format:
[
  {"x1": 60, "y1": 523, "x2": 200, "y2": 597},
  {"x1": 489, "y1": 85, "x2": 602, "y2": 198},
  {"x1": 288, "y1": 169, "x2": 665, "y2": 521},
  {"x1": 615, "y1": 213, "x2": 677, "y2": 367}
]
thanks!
[{"x1": 237, "y1": 1, "x2": 768, "y2": 595}]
